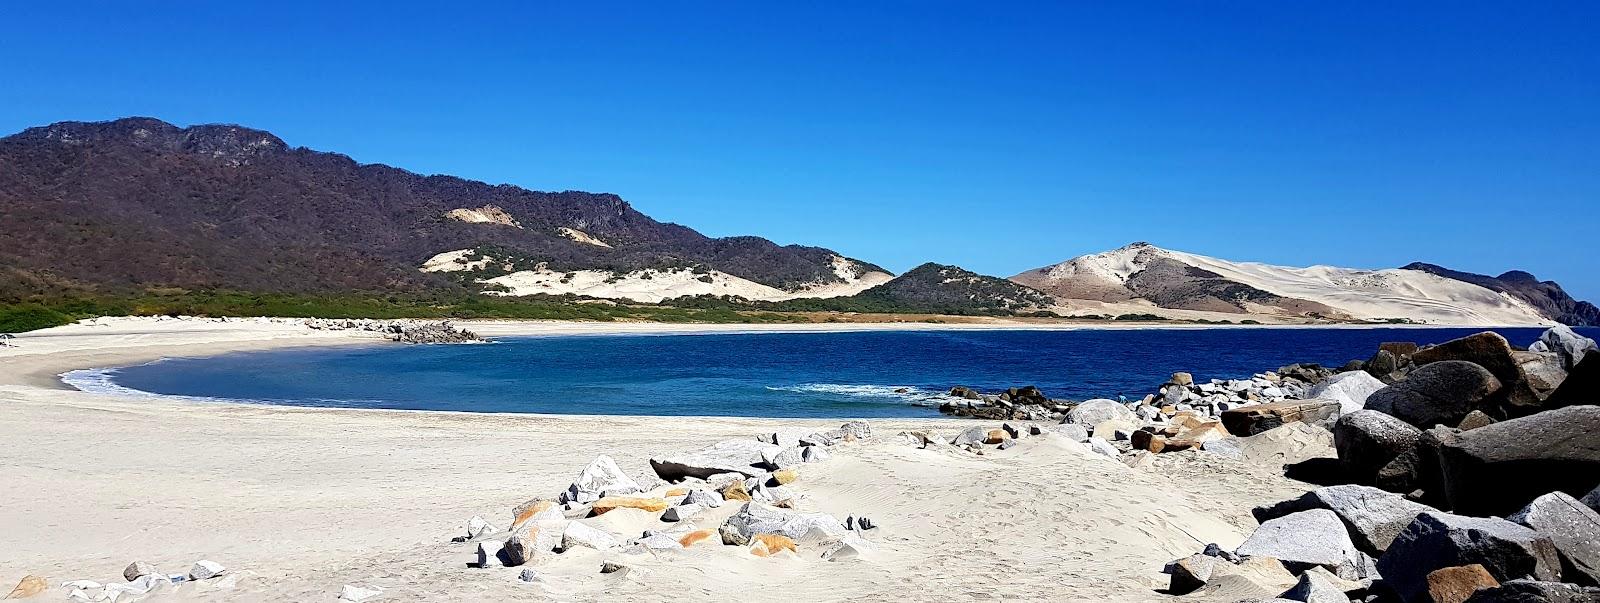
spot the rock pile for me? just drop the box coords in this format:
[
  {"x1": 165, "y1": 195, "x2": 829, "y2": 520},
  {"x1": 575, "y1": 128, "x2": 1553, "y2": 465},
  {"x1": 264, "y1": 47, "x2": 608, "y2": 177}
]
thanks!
[
  {"x1": 457, "y1": 421, "x2": 876, "y2": 581},
  {"x1": 303, "y1": 318, "x2": 482, "y2": 343},
  {"x1": 6, "y1": 559, "x2": 238, "y2": 601},
  {"x1": 1161, "y1": 326, "x2": 1600, "y2": 603}
]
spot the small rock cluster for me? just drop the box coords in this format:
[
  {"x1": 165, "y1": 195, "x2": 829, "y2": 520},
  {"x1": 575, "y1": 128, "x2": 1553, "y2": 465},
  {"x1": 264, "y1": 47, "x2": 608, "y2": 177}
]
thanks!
[
  {"x1": 302, "y1": 318, "x2": 482, "y2": 344},
  {"x1": 5, "y1": 560, "x2": 235, "y2": 601},
  {"x1": 457, "y1": 421, "x2": 877, "y2": 583}
]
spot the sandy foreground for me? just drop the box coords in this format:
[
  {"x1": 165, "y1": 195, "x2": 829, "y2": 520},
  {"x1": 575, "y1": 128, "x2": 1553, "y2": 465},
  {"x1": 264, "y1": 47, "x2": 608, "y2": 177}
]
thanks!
[{"x1": 0, "y1": 318, "x2": 1321, "y2": 602}]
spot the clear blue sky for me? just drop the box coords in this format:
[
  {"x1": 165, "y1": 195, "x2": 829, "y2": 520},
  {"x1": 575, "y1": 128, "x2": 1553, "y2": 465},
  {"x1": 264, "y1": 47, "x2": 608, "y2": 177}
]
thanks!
[{"x1": 3, "y1": 2, "x2": 1597, "y2": 298}]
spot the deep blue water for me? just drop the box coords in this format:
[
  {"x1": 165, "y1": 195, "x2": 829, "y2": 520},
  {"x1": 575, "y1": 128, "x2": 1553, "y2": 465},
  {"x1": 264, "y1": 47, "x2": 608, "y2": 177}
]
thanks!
[{"x1": 72, "y1": 327, "x2": 1597, "y2": 418}]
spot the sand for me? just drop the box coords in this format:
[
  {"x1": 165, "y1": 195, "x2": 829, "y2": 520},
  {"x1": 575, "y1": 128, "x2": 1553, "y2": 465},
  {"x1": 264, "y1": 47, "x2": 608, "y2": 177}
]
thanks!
[{"x1": 0, "y1": 318, "x2": 1321, "y2": 601}]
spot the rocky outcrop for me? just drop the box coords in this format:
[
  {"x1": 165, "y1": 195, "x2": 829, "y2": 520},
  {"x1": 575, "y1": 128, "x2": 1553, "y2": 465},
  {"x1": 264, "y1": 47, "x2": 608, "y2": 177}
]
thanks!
[
  {"x1": 1378, "y1": 512, "x2": 1561, "y2": 603},
  {"x1": 1435, "y1": 406, "x2": 1600, "y2": 516}
]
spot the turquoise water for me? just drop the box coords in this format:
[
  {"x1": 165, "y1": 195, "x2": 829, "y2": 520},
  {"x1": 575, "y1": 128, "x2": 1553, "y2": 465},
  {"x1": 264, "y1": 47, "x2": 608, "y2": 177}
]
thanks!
[{"x1": 69, "y1": 327, "x2": 1591, "y2": 418}]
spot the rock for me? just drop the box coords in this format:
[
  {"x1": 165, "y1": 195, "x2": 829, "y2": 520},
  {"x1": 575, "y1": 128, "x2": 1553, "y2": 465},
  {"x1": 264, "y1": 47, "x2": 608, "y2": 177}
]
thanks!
[
  {"x1": 502, "y1": 523, "x2": 562, "y2": 566},
  {"x1": 680, "y1": 489, "x2": 724, "y2": 509},
  {"x1": 518, "y1": 568, "x2": 540, "y2": 583},
  {"x1": 1280, "y1": 566, "x2": 1359, "y2": 603},
  {"x1": 4, "y1": 575, "x2": 47, "y2": 600},
  {"x1": 123, "y1": 561, "x2": 157, "y2": 582},
  {"x1": 678, "y1": 529, "x2": 716, "y2": 548},
  {"x1": 821, "y1": 536, "x2": 870, "y2": 561},
  {"x1": 1436, "y1": 405, "x2": 1600, "y2": 516},
  {"x1": 1087, "y1": 437, "x2": 1119, "y2": 459},
  {"x1": 1463, "y1": 579, "x2": 1600, "y2": 603},
  {"x1": 718, "y1": 502, "x2": 846, "y2": 546},
  {"x1": 1222, "y1": 399, "x2": 1342, "y2": 436},
  {"x1": 1131, "y1": 430, "x2": 1166, "y2": 453},
  {"x1": 1235, "y1": 509, "x2": 1363, "y2": 576},
  {"x1": 562, "y1": 454, "x2": 642, "y2": 504},
  {"x1": 1516, "y1": 351, "x2": 1569, "y2": 393},
  {"x1": 1309, "y1": 371, "x2": 1388, "y2": 414},
  {"x1": 1169, "y1": 554, "x2": 1221, "y2": 595},
  {"x1": 337, "y1": 584, "x2": 384, "y2": 603},
  {"x1": 1171, "y1": 372, "x2": 1195, "y2": 386},
  {"x1": 629, "y1": 532, "x2": 684, "y2": 552},
  {"x1": 463, "y1": 515, "x2": 497, "y2": 541},
  {"x1": 1067, "y1": 399, "x2": 1137, "y2": 426},
  {"x1": 599, "y1": 560, "x2": 629, "y2": 575},
  {"x1": 1254, "y1": 484, "x2": 1440, "y2": 555},
  {"x1": 1377, "y1": 512, "x2": 1561, "y2": 603},
  {"x1": 749, "y1": 533, "x2": 798, "y2": 557},
  {"x1": 1584, "y1": 486, "x2": 1600, "y2": 514},
  {"x1": 510, "y1": 498, "x2": 561, "y2": 530},
  {"x1": 1546, "y1": 354, "x2": 1600, "y2": 408},
  {"x1": 950, "y1": 426, "x2": 991, "y2": 447},
  {"x1": 1412, "y1": 332, "x2": 1542, "y2": 414},
  {"x1": 760, "y1": 446, "x2": 803, "y2": 470},
  {"x1": 1507, "y1": 492, "x2": 1600, "y2": 584},
  {"x1": 475, "y1": 540, "x2": 505, "y2": 568},
  {"x1": 838, "y1": 420, "x2": 871, "y2": 440},
  {"x1": 722, "y1": 480, "x2": 751, "y2": 502},
  {"x1": 749, "y1": 483, "x2": 795, "y2": 505},
  {"x1": 561, "y1": 522, "x2": 620, "y2": 551},
  {"x1": 590, "y1": 496, "x2": 669, "y2": 516},
  {"x1": 1167, "y1": 419, "x2": 1232, "y2": 450},
  {"x1": 1426, "y1": 564, "x2": 1500, "y2": 603},
  {"x1": 1457, "y1": 410, "x2": 1497, "y2": 431},
  {"x1": 801, "y1": 445, "x2": 830, "y2": 463},
  {"x1": 188, "y1": 560, "x2": 226, "y2": 580},
  {"x1": 650, "y1": 439, "x2": 781, "y2": 481},
  {"x1": 659, "y1": 502, "x2": 704, "y2": 521},
  {"x1": 1052, "y1": 423, "x2": 1091, "y2": 442},
  {"x1": 770, "y1": 468, "x2": 799, "y2": 485},
  {"x1": 1367, "y1": 361, "x2": 1503, "y2": 428},
  {"x1": 1368, "y1": 349, "x2": 1402, "y2": 379},
  {"x1": 1533, "y1": 324, "x2": 1598, "y2": 370}
]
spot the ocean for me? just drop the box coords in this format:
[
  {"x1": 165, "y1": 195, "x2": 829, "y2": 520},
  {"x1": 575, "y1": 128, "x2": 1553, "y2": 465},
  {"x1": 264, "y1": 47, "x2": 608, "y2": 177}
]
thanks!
[{"x1": 64, "y1": 327, "x2": 1595, "y2": 418}]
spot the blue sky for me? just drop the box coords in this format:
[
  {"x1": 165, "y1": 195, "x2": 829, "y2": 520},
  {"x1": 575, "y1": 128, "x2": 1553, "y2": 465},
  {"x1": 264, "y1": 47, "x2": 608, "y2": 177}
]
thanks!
[{"x1": 3, "y1": 2, "x2": 1596, "y2": 298}]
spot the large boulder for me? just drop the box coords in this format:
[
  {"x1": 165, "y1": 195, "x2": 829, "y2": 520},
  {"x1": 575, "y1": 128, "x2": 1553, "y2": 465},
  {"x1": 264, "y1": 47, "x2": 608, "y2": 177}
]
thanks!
[
  {"x1": 1515, "y1": 351, "x2": 1569, "y2": 394},
  {"x1": 1463, "y1": 579, "x2": 1600, "y2": 603},
  {"x1": 1366, "y1": 361, "x2": 1502, "y2": 428},
  {"x1": 718, "y1": 502, "x2": 846, "y2": 546},
  {"x1": 1412, "y1": 332, "x2": 1541, "y2": 414},
  {"x1": 1234, "y1": 509, "x2": 1363, "y2": 576},
  {"x1": 1065, "y1": 399, "x2": 1136, "y2": 426},
  {"x1": 1529, "y1": 325, "x2": 1599, "y2": 370},
  {"x1": 1436, "y1": 406, "x2": 1600, "y2": 516},
  {"x1": 1310, "y1": 371, "x2": 1388, "y2": 414},
  {"x1": 1508, "y1": 492, "x2": 1600, "y2": 585},
  {"x1": 1253, "y1": 485, "x2": 1439, "y2": 555},
  {"x1": 1377, "y1": 512, "x2": 1561, "y2": 603},
  {"x1": 1334, "y1": 409, "x2": 1423, "y2": 485},
  {"x1": 651, "y1": 439, "x2": 781, "y2": 480},
  {"x1": 1367, "y1": 349, "x2": 1403, "y2": 380},
  {"x1": 1546, "y1": 354, "x2": 1599, "y2": 408},
  {"x1": 1221, "y1": 399, "x2": 1341, "y2": 436}
]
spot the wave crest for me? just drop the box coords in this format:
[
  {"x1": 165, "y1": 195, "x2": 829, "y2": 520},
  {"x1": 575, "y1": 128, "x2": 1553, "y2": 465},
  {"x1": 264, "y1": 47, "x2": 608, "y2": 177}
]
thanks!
[{"x1": 766, "y1": 383, "x2": 947, "y2": 406}]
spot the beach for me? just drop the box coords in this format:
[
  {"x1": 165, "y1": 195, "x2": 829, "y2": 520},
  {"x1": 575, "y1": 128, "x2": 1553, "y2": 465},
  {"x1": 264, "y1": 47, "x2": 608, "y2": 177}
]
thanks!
[{"x1": 0, "y1": 318, "x2": 1326, "y2": 601}]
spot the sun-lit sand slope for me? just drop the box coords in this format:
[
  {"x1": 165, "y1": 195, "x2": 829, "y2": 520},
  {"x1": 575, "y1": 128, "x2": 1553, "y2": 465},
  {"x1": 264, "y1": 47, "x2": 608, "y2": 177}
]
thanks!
[{"x1": 0, "y1": 319, "x2": 1316, "y2": 601}]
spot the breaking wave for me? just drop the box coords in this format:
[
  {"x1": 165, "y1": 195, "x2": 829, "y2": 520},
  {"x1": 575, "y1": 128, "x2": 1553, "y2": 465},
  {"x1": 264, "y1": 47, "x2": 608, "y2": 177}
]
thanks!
[{"x1": 766, "y1": 383, "x2": 949, "y2": 407}]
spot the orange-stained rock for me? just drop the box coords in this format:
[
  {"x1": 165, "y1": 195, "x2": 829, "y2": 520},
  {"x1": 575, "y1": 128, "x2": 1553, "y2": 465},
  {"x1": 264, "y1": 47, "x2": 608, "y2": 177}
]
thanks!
[
  {"x1": 771, "y1": 468, "x2": 799, "y2": 485},
  {"x1": 510, "y1": 498, "x2": 557, "y2": 529},
  {"x1": 722, "y1": 481, "x2": 751, "y2": 502},
  {"x1": 1131, "y1": 430, "x2": 1167, "y2": 453},
  {"x1": 590, "y1": 496, "x2": 669, "y2": 516},
  {"x1": 665, "y1": 487, "x2": 688, "y2": 497},
  {"x1": 984, "y1": 429, "x2": 1007, "y2": 445},
  {"x1": 1168, "y1": 420, "x2": 1230, "y2": 450},
  {"x1": 5, "y1": 575, "x2": 47, "y2": 600},
  {"x1": 749, "y1": 533, "x2": 798, "y2": 557},
  {"x1": 1426, "y1": 564, "x2": 1499, "y2": 603},
  {"x1": 679, "y1": 529, "x2": 716, "y2": 548}
]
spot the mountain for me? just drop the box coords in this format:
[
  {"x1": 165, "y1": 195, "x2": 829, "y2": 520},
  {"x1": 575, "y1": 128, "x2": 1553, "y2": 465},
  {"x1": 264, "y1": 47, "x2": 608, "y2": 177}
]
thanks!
[
  {"x1": 850, "y1": 263, "x2": 1054, "y2": 315},
  {"x1": 1013, "y1": 243, "x2": 1569, "y2": 326},
  {"x1": 0, "y1": 117, "x2": 890, "y2": 301},
  {"x1": 1400, "y1": 263, "x2": 1600, "y2": 326}
]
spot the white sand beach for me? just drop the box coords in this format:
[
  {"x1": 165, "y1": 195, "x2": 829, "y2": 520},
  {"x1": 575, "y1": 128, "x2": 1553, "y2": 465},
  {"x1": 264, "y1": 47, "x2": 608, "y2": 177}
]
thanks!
[{"x1": 0, "y1": 318, "x2": 1323, "y2": 602}]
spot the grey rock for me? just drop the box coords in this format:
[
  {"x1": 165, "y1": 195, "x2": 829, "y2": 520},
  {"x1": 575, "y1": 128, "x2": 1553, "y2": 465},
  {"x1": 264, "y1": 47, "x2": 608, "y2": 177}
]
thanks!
[
  {"x1": 1235, "y1": 509, "x2": 1363, "y2": 576},
  {"x1": 1087, "y1": 437, "x2": 1119, "y2": 459},
  {"x1": 599, "y1": 560, "x2": 629, "y2": 575},
  {"x1": 950, "y1": 426, "x2": 992, "y2": 447},
  {"x1": 650, "y1": 439, "x2": 781, "y2": 480},
  {"x1": 1053, "y1": 423, "x2": 1091, "y2": 443},
  {"x1": 1437, "y1": 405, "x2": 1600, "y2": 516},
  {"x1": 1309, "y1": 371, "x2": 1387, "y2": 415},
  {"x1": 1366, "y1": 360, "x2": 1502, "y2": 428},
  {"x1": 1167, "y1": 554, "x2": 1220, "y2": 595},
  {"x1": 124, "y1": 561, "x2": 157, "y2": 582},
  {"x1": 1463, "y1": 579, "x2": 1600, "y2": 603},
  {"x1": 1534, "y1": 324, "x2": 1599, "y2": 370},
  {"x1": 188, "y1": 560, "x2": 226, "y2": 581},
  {"x1": 801, "y1": 445, "x2": 830, "y2": 463},
  {"x1": 749, "y1": 483, "x2": 795, "y2": 504},
  {"x1": 1067, "y1": 399, "x2": 1137, "y2": 426},
  {"x1": 629, "y1": 532, "x2": 684, "y2": 552},
  {"x1": 718, "y1": 502, "x2": 846, "y2": 546},
  {"x1": 760, "y1": 445, "x2": 803, "y2": 470},
  {"x1": 465, "y1": 515, "x2": 497, "y2": 541},
  {"x1": 1253, "y1": 484, "x2": 1439, "y2": 555},
  {"x1": 561, "y1": 454, "x2": 642, "y2": 504},
  {"x1": 838, "y1": 420, "x2": 872, "y2": 440},
  {"x1": 475, "y1": 540, "x2": 505, "y2": 568},
  {"x1": 1377, "y1": 512, "x2": 1560, "y2": 603},
  {"x1": 517, "y1": 568, "x2": 540, "y2": 582},
  {"x1": 1278, "y1": 566, "x2": 1354, "y2": 603},
  {"x1": 1583, "y1": 486, "x2": 1600, "y2": 514},
  {"x1": 561, "y1": 521, "x2": 619, "y2": 551},
  {"x1": 1334, "y1": 409, "x2": 1423, "y2": 485},
  {"x1": 820, "y1": 536, "x2": 871, "y2": 561},
  {"x1": 997, "y1": 438, "x2": 1018, "y2": 450},
  {"x1": 1508, "y1": 491, "x2": 1600, "y2": 584},
  {"x1": 680, "y1": 489, "x2": 724, "y2": 508},
  {"x1": 1516, "y1": 351, "x2": 1569, "y2": 393}
]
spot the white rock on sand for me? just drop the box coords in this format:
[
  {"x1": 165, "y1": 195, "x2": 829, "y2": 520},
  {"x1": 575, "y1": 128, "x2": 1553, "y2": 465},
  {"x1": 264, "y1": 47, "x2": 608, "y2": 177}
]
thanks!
[{"x1": 0, "y1": 318, "x2": 1321, "y2": 601}]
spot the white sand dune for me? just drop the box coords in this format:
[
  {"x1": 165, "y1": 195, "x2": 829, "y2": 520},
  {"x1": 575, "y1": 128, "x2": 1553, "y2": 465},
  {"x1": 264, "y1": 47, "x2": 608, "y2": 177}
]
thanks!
[{"x1": 0, "y1": 318, "x2": 1320, "y2": 601}]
